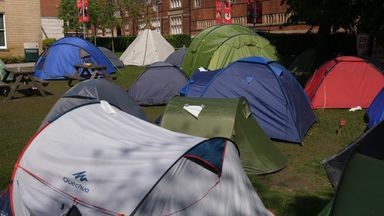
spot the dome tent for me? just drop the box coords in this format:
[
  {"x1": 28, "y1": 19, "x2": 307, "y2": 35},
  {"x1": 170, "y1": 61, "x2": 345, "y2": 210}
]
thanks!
[
  {"x1": 98, "y1": 46, "x2": 124, "y2": 68},
  {"x1": 128, "y1": 61, "x2": 188, "y2": 105},
  {"x1": 182, "y1": 24, "x2": 279, "y2": 76},
  {"x1": 119, "y1": 29, "x2": 174, "y2": 66},
  {"x1": 305, "y1": 56, "x2": 384, "y2": 109},
  {"x1": 6, "y1": 102, "x2": 272, "y2": 215},
  {"x1": 161, "y1": 96, "x2": 287, "y2": 175},
  {"x1": 366, "y1": 88, "x2": 384, "y2": 128},
  {"x1": 181, "y1": 56, "x2": 316, "y2": 143},
  {"x1": 165, "y1": 47, "x2": 187, "y2": 68},
  {"x1": 39, "y1": 79, "x2": 147, "y2": 129},
  {"x1": 34, "y1": 37, "x2": 116, "y2": 80}
]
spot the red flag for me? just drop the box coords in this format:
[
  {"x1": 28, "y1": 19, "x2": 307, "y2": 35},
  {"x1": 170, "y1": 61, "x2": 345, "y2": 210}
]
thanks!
[{"x1": 77, "y1": 0, "x2": 89, "y2": 23}]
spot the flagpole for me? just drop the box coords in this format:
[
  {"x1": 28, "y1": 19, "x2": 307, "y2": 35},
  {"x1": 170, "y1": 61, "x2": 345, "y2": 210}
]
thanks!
[
  {"x1": 221, "y1": 0, "x2": 224, "y2": 24},
  {"x1": 82, "y1": 0, "x2": 86, "y2": 39}
]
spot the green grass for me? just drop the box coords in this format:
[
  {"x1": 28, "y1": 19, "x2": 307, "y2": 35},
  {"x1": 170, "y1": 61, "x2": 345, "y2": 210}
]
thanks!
[{"x1": 0, "y1": 66, "x2": 367, "y2": 215}]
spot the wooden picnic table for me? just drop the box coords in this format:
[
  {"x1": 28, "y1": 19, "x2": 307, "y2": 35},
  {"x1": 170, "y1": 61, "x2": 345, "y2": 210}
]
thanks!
[
  {"x1": 2, "y1": 63, "x2": 48, "y2": 101},
  {"x1": 66, "y1": 63, "x2": 113, "y2": 86}
]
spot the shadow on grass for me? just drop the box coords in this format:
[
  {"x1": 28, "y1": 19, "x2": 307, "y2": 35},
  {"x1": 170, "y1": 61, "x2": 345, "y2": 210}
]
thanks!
[{"x1": 290, "y1": 193, "x2": 332, "y2": 216}]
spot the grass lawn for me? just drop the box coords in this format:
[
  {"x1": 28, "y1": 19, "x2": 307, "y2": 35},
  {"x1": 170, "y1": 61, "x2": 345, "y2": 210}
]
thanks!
[{"x1": 0, "y1": 66, "x2": 367, "y2": 215}]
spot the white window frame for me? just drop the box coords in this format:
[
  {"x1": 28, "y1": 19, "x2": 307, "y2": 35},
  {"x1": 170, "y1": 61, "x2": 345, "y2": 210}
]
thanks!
[
  {"x1": 170, "y1": 0, "x2": 182, "y2": 9},
  {"x1": 194, "y1": 0, "x2": 201, "y2": 8},
  {"x1": 170, "y1": 15, "x2": 183, "y2": 35},
  {"x1": 151, "y1": 18, "x2": 161, "y2": 32},
  {"x1": 0, "y1": 13, "x2": 7, "y2": 49}
]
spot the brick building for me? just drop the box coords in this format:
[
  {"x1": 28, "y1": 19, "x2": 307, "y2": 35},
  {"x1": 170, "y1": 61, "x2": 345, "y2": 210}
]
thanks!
[
  {"x1": 124, "y1": 0, "x2": 315, "y2": 36},
  {"x1": 40, "y1": 0, "x2": 64, "y2": 39},
  {"x1": 0, "y1": 0, "x2": 42, "y2": 56}
]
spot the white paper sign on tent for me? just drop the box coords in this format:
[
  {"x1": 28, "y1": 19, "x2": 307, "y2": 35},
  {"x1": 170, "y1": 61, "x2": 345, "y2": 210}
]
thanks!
[
  {"x1": 100, "y1": 100, "x2": 117, "y2": 115},
  {"x1": 183, "y1": 104, "x2": 205, "y2": 118}
]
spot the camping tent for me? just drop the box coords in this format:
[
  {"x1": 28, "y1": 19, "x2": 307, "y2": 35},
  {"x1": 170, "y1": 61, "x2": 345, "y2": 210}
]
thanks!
[
  {"x1": 160, "y1": 96, "x2": 287, "y2": 175},
  {"x1": 319, "y1": 153, "x2": 384, "y2": 216},
  {"x1": 366, "y1": 88, "x2": 384, "y2": 128},
  {"x1": 7, "y1": 102, "x2": 272, "y2": 215},
  {"x1": 181, "y1": 56, "x2": 316, "y2": 143},
  {"x1": 98, "y1": 46, "x2": 124, "y2": 68},
  {"x1": 320, "y1": 120, "x2": 384, "y2": 215},
  {"x1": 34, "y1": 37, "x2": 116, "y2": 80},
  {"x1": 322, "y1": 120, "x2": 384, "y2": 187},
  {"x1": 182, "y1": 24, "x2": 279, "y2": 76},
  {"x1": 165, "y1": 47, "x2": 187, "y2": 68},
  {"x1": 40, "y1": 79, "x2": 146, "y2": 129},
  {"x1": 304, "y1": 56, "x2": 384, "y2": 109},
  {"x1": 128, "y1": 61, "x2": 188, "y2": 105},
  {"x1": 119, "y1": 29, "x2": 174, "y2": 66}
]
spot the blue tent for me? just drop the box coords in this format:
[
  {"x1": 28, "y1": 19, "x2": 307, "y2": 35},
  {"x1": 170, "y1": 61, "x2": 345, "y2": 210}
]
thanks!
[
  {"x1": 34, "y1": 37, "x2": 116, "y2": 80},
  {"x1": 181, "y1": 56, "x2": 316, "y2": 143},
  {"x1": 367, "y1": 88, "x2": 384, "y2": 128}
]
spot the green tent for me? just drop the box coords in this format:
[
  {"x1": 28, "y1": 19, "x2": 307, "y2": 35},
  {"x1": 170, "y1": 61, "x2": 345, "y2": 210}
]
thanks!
[
  {"x1": 318, "y1": 153, "x2": 384, "y2": 216},
  {"x1": 182, "y1": 24, "x2": 279, "y2": 76},
  {"x1": 160, "y1": 96, "x2": 287, "y2": 175},
  {"x1": 0, "y1": 58, "x2": 6, "y2": 80}
]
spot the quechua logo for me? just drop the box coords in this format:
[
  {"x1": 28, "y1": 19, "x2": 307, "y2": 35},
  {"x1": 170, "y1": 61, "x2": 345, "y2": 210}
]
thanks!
[
  {"x1": 73, "y1": 171, "x2": 88, "y2": 182},
  {"x1": 62, "y1": 171, "x2": 90, "y2": 193}
]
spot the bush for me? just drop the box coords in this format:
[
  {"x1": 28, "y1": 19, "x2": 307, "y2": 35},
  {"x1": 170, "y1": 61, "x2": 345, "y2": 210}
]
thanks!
[
  {"x1": 164, "y1": 34, "x2": 191, "y2": 48},
  {"x1": 0, "y1": 55, "x2": 24, "y2": 64},
  {"x1": 42, "y1": 38, "x2": 57, "y2": 50}
]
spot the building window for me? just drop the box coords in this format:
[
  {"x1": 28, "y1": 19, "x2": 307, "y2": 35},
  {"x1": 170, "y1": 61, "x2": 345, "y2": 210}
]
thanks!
[
  {"x1": 125, "y1": 23, "x2": 129, "y2": 32},
  {"x1": 170, "y1": 16, "x2": 183, "y2": 35},
  {"x1": 194, "y1": 0, "x2": 201, "y2": 8},
  {"x1": 151, "y1": 18, "x2": 161, "y2": 32},
  {"x1": 0, "y1": 13, "x2": 6, "y2": 49},
  {"x1": 170, "y1": 0, "x2": 182, "y2": 9}
]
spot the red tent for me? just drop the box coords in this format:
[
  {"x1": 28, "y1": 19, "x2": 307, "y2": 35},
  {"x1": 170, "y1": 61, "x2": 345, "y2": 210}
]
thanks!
[{"x1": 305, "y1": 56, "x2": 384, "y2": 109}]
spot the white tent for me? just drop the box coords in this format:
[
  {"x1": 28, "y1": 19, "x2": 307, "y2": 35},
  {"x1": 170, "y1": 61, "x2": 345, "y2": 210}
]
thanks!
[
  {"x1": 10, "y1": 102, "x2": 271, "y2": 215},
  {"x1": 119, "y1": 29, "x2": 175, "y2": 66}
]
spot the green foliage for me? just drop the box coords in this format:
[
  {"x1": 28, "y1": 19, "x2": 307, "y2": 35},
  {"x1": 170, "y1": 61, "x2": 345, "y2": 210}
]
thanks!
[
  {"x1": 42, "y1": 38, "x2": 57, "y2": 50},
  {"x1": 88, "y1": 0, "x2": 117, "y2": 36},
  {"x1": 58, "y1": 0, "x2": 81, "y2": 34},
  {"x1": 282, "y1": 0, "x2": 360, "y2": 34},
  {"x1": 163, "y1": 34, "x2": 191, "y2": 48},
  {"x1": 0, "y1": 55, "x2": 25, "y2": 64},
  {"x1": 355, "y1": 0, "x2": 384, "y2": 39}
]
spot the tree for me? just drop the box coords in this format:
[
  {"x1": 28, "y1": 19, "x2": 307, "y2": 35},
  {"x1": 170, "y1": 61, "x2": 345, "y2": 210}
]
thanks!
[
  {"x1": 282, "y1": 0, "x2": 360, "y2": 35},
  {"x1": 114, "y1": 0, "x2": 146, "y2": 34},
  {"x1": 355, "y1": 0, "x2": 384, "y2": 40},
  {"x1": 58, "y1": 0, "x2": 82, "y2": 35},
  {"x1": 88, "y1": 0, "x2": 117, "y2": 42}
]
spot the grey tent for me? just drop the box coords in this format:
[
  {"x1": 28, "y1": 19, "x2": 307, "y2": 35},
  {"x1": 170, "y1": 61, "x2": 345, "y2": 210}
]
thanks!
[
  {"x1": 165, "y1": 47, "x2": 187, "y2": 69},
  {"x1": 128, "y1": 61, "x2": 188, "y2": 105},
  {"x1": 40, "y1": 79, "x2": 146, "y2": 129},
  {"x1": 322, "y1": 120, "x2": 384, "y2": 187},
  {"x1": 98, "y1": 46, "x2": 124, "y2": 68}
]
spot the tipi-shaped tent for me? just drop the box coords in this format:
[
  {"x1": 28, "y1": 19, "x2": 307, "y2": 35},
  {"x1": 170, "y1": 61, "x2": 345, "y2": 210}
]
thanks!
[
  {"x1": 305, "y1": 56, "x2": 384, "y2": 108},
  {"x1": 366, "y1": 88, "x2": 384, "y2": 128},
  {"x1": 119, "y1": 29, "x2": 174, "y2": 66},
  {"x1": 34, "y1": 37, "x2": 116, "y2": 80},
  {"x1": 181, "y1": 57, "x2": 316, "y2": 143},
  {"x1": 128, "y1": 61, "x2": 188, "y2": 105},
  {"x1": 40, "y1": 79, "x2": 146, "y2": 129},
  {"x1": 161, "y1": 96, "x2": 287, "y2": 175},
  {"x1": 182, "y1": 24, "x2": 278, "y2": 76},
  {"x1": 7, "y1": 102, "x2": 272, "y2": 215}
]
